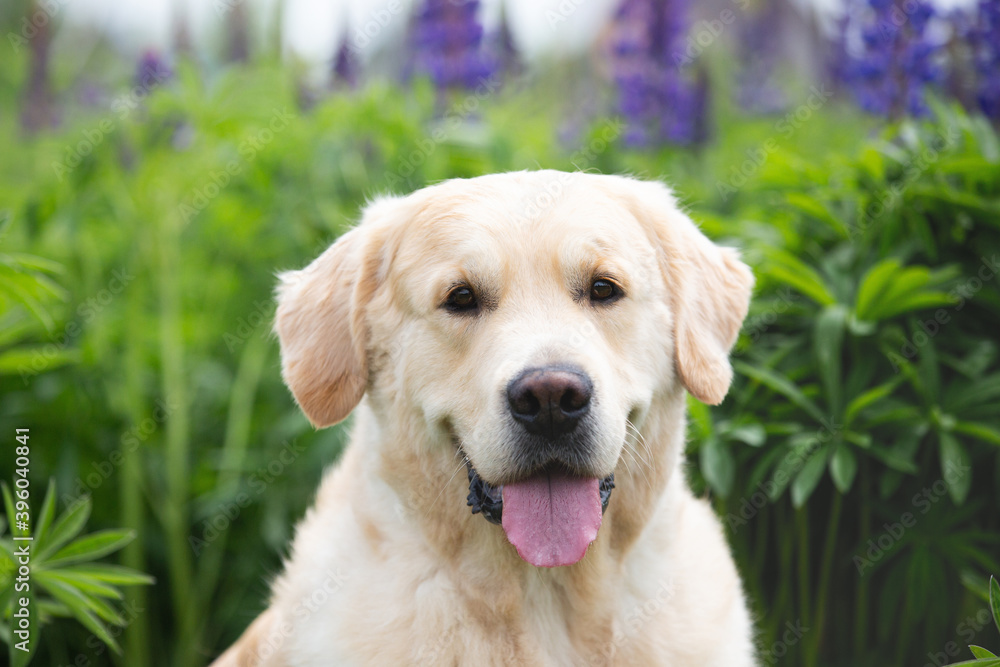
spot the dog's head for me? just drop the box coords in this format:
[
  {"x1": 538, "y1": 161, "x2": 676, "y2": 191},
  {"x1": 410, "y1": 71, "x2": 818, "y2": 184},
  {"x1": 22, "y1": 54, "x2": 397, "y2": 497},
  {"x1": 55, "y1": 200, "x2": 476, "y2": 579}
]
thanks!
[{"x1": 275, "y1": 172, "x2": 753, "y2": 567}]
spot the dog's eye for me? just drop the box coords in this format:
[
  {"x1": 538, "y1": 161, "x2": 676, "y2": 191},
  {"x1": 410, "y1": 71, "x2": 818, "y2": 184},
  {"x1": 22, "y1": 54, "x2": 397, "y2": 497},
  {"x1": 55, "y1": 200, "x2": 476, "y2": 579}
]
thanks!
[
  {"x1": 590, "y1": 279, "x2": 621, "y2": 303},
  {"x1": 445, "y1": 286, "x2": 478, "y2": 313}
]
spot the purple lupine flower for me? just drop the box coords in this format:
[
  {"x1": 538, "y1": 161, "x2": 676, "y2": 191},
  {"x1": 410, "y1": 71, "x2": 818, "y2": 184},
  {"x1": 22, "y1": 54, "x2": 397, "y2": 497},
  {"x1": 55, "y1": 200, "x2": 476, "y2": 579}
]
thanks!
[
  {"x1": 135, "y1": 50, "x2": 171, "y2": 90},
  {"x1": 837, "y1": 0, "x2": 941, "y2": 118},
  {"x1": 735, "y1": 0, "x2": 787, "y2": 114},
  {"x1": 410, "y1": 0, "x2": 494, "y2": 90},
  {"x1": 971, "y1": 0, "x2": 1000, "y2": 120},
  {"x1": 487, "y1": 1, "x2": 522, "y2": 80},
  {"x1": 608, "y1": 0, "x2": 708, "y2": 147},
  {"x1": 332, "y1": 31, "x2": 360, "y2": 88}
]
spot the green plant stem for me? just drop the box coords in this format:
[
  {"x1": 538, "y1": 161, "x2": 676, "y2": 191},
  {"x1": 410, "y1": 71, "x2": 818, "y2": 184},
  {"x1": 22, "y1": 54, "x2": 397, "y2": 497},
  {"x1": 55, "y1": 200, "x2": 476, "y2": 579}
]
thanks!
[
  {"x1": 751, "y1": 494, "x2": 770, "y2": 604},
  {"x1": 854, "y1": 459, "x2": 871, "y2": 654},
  {"x1": 796, "y1": 505, "x2": 813, "y2": 667},
  {"x1": 194, "y1": 332, "x2": 270, "y2": 650},
  {"x1": 810, "y1": 490, "x2": 843, "y2": 662},
  {"x1": 774, "y1": 500, "x2": 794, "y2": 650},
  {"x1": 121, "y1": 278, "x2": 151, "y2": 667},
  {"x1": 157, "y1": 217, "x2": 196, "y2": 667}
]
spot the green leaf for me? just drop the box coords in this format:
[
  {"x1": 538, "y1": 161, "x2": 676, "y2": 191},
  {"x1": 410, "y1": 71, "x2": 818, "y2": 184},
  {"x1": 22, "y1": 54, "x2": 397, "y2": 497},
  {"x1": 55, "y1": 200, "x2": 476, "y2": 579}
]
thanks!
[
  {"x1": 939, "y1": 432, "x2": 972, "y2": 505},
  {"x1": 686, "y1": 397, "x2": 713, "y2": 440},
  {"x1": 855, "y1": 259, "x2": 902, "y2": 322},
  {"x1": 854, "y1": 260, "x2": 958, "y2": 322},
  {"x1": 814, "y1": 304, "x2": 847, "y2": 417},
  {"x1": 761, "y1": 248, "x2": 836, "y2": 306},
  {"x1": 35, "y1": 498, "x2": 91, "y2": 562},
  {"x1": 34, "y1": 572, "x2": 125, "y2": 626},
  {"x1": 45, "y1": 530, "x2": 136, "y2": 568},
  {"x1": 32, "y1": 574, "x2": 121, "y2": 653},
  {"x1": 784, "y1": 191, "x2": 849, "y2": 237},
  {"x1": 953, "y1": 421, "x2": 1000, "y2": 447},
  {"x1": 867, "y1": 445, "x2": 920, "y2": 474},
  {"x1": 33, "y1": 479, "x2": 58, "y2": 551},
  {"x1": 700, "y1": 437, "x2": 735, "y2": 497},
  {"x1": 991, "y1": 575, "x2": 1000, "y2": 639},
  {"x1": 726, "y1": 423, "x2": 766, "y2": 447},
  {"x1": 971, "y1": 646, "x2": 999, "y2": 659},
  {"x1": 734, "y1": 361, "x2": 827, "y2": 424},
  {"x1": 844, "y1": 380, "x2": 901, "y2": 427},
  {"x1": 35, "y1": 568, "x2": 124, "y2": 599},
  {"x1": 791, "y1": 444, "x2": 831, "y2": 508},
  {"x1": 59, "y1": 564, "x2": 154, "y2": 586},
  {"x1": 830, "y1": 445, "x2": 858, "y2": 493},
  {"x1": 0, "y1": 346, "x2": 77, "y2": 375}
]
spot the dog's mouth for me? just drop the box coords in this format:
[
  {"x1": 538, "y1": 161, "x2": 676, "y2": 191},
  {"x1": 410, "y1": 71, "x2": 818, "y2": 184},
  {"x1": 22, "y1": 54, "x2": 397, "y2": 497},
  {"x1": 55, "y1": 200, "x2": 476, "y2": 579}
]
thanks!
[{"x1": 466, "y1": 460, "x2": 615, "y2": 568}]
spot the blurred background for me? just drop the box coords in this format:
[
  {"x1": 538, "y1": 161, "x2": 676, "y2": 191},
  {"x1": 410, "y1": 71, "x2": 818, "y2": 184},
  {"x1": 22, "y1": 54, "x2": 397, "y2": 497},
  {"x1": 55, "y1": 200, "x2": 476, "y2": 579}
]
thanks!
[{"x1": 1, "y1": 0, "x2": 999, "y2": 665}]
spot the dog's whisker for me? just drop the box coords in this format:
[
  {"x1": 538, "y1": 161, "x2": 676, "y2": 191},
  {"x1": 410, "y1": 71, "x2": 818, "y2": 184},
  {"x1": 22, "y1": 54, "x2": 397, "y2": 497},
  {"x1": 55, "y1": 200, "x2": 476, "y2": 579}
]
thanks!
[
  {"x1": 623, "y1": 423, "x2": 650, "y2": 467},
  {"x1": 618, "y1": 448, "x2": 634, "y2": 478},
  {"x1": 625, "y1": 419, "x2": 655, "y2": 470},
  {"x1": 622, "y1": 439, "x2": 654, "y2": 491},
  {"x1": 429, "y1": 455, "x2": 471, "y2": 507},
  {"x1": 623, "y1": 428, "x2": 651, "y2": 468}
]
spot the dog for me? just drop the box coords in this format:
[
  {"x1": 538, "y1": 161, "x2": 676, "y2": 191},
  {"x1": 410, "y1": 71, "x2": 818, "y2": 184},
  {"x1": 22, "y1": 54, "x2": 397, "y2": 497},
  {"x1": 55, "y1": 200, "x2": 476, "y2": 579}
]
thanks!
[{"x1": 211, "y1": 171, "x2": 757, "y2": 666}]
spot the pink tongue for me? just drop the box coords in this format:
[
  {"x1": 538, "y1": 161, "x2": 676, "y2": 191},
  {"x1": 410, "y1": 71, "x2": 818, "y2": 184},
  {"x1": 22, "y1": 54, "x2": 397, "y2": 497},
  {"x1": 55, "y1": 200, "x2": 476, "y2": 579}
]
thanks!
[{"x1": 501, "y1": 473, "x2": 602, "y2": 568}]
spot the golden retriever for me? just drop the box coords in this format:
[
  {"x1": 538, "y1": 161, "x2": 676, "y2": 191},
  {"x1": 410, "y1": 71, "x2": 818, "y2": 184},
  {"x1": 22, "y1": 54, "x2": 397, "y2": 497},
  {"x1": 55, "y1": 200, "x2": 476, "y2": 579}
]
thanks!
[{"x1": 212, "y1": 171, "x2": 757, "y2": 666}]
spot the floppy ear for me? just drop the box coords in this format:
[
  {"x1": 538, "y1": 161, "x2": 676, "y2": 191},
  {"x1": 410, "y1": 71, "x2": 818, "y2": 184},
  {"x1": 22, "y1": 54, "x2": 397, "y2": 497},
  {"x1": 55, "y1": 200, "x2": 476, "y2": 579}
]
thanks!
[
  {"x1": 613, "y1": 177, "x2": 755, "y2": 405},
  {"x1": 274, "y1": 226, "x2": 378, "y2": 428}
]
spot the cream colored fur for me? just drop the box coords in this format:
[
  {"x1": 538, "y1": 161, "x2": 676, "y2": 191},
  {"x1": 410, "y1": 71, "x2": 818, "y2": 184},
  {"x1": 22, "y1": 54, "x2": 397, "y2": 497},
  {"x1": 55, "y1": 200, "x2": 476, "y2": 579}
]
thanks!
[{"x1": 211, "y1": 171, "x2": 758, "y2": 666}]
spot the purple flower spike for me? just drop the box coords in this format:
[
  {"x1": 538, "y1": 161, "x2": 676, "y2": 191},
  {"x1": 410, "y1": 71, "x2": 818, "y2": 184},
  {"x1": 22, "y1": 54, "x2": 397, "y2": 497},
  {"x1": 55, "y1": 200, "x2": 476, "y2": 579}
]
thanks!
[
  {"x1": 332, "y1": 31, "x2": 359, "y2": 88},
  {"x1": 135, "y1": 50, "x2": 171, "y2": 90},
  {"x1": 608, "y1": 0, "x2": 708, "y2": 147},
  {"x1": 410, "y1": 0, "x2": 495, "y2": 90},
  {"x1": 836, "y1": 0, "x2": 941, "y2": 119},
  {"x1": 970, "y1": 0, "x2": 1000, "y2": 120}
]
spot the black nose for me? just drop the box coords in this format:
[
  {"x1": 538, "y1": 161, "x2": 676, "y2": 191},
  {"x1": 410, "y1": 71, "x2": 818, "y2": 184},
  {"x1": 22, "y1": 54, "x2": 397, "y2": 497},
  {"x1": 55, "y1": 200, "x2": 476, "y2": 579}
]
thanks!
[{"x1": 507, "y1": 366, "x2": 592, "y2": 438}]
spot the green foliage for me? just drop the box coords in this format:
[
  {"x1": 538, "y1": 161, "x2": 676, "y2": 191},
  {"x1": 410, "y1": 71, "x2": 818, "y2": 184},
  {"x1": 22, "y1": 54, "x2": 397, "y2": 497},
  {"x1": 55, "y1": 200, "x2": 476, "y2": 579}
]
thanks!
[
  {"x1": 0, "y1": 58, "x2": 997, "y2": 667},
  {"x1": 0, "y1": 480, "x2": 153, "y2": 665},
  {"x1": 951, "y1": 575, "x2": 1000, "y2": 664},
  {"x1": 690, "y1": 101, "x2": 1000, "y2": 666}
]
